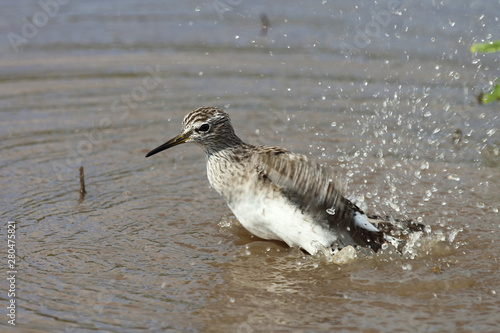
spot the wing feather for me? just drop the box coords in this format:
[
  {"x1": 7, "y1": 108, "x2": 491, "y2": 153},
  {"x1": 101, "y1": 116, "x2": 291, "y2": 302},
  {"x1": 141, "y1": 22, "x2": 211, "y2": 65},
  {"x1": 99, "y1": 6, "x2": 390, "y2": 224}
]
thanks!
[
  {"x1": 252, "y1": 148, "x2": 386, "y2": 250},
  {"x1": 253, "y1": 148, "x2": 343, "y2": 208}
]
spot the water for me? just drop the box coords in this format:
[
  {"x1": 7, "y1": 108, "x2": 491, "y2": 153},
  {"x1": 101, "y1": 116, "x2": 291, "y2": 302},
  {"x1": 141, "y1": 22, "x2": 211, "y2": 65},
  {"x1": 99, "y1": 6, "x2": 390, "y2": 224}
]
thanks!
[{"x1": 1, "y1": 0, "x2": 499, "y2": 332}]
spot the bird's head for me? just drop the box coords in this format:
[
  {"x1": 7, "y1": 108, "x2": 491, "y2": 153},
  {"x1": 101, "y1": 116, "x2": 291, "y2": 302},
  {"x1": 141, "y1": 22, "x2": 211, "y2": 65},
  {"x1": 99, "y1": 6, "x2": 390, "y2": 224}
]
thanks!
[{"x1": 145, "y1": 106, "x2": 239, "y2": 157}]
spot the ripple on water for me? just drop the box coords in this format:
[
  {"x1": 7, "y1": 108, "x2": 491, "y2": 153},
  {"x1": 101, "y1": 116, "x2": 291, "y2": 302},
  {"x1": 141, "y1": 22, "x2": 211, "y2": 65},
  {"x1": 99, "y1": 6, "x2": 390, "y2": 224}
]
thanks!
[{"x1": 2, "y1": 0, "x2": 500, "y2": 331}]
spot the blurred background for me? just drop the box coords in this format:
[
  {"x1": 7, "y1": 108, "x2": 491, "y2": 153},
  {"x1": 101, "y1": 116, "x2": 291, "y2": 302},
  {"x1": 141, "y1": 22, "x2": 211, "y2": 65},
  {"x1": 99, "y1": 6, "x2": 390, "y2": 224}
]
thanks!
[{"x1": 1, "y1": 0, "x2": 499, "y2": 332}]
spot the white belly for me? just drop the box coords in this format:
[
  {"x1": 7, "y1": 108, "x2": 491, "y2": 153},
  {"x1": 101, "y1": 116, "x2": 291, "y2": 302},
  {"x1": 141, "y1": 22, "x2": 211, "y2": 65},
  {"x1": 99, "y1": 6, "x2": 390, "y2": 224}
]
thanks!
[{"x1": 228, "y1": 195, "x2": 337, "y2": 255}]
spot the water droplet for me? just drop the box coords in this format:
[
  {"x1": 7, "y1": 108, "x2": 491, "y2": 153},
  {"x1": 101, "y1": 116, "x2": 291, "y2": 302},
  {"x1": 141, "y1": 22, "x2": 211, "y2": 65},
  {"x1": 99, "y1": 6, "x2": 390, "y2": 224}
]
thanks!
[
  {"x1": 402, "y1": 263, "x2": 412, "y2": 271},
  {"x1": 381, "y1": 243, "x2": 389, "y2": 250},
  {"x1": 476, "y1": 202, "x2": 485, "y2": 209},
  {"x1": 387, "y1": 200, "x2": 400, "y2": 212}
]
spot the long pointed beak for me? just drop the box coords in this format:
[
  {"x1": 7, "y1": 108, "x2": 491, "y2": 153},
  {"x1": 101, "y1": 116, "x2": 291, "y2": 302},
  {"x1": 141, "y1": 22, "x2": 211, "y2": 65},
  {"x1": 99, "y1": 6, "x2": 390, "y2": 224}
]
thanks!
[{"x1": 145, "y1": 133, "x2": 190, "y2": 158}]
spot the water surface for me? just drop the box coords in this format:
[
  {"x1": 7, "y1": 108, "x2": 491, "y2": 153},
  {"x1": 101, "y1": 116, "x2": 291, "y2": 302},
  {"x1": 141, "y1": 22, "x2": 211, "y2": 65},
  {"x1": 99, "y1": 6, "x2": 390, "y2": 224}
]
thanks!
[{"x1": 1, "y1": 1, "x2": 499, "y2": 332}]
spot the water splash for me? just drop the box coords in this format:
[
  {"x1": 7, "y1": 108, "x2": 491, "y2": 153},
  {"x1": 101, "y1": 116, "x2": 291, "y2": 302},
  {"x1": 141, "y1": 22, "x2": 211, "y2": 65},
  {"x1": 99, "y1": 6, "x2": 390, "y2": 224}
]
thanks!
[
  {"x1": 326, "y1": 207, "x2": 336, "y2": 215},
  {"x1": 331, "y1": 246, "x2": 357, "y2": 265}
]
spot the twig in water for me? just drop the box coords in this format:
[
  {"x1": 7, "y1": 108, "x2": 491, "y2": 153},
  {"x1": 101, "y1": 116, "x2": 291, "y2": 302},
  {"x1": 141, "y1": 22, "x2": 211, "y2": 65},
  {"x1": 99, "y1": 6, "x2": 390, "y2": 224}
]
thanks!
[
  {"x1": 260, "y1": 13, "x2": 270, "y2": 37},
  {"x1": 79, "y1": 166, "x2": 86, "y2": 203}
]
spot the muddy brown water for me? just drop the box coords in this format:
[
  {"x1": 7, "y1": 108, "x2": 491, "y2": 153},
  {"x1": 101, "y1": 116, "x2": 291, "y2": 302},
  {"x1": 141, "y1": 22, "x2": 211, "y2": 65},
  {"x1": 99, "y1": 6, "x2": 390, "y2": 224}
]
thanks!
[{"x1": 1, "y1": 1, "x2": 499, "y2": 332}]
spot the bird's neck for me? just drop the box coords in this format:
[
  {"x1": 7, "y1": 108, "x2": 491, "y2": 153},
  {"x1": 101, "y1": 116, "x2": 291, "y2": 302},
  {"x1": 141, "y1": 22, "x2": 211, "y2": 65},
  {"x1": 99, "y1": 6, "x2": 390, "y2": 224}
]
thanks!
[
  {"x1": 202, "y1": 134, "x2": 247, "y2": 156},
  {"x1": 205, "y1": 138, "x2": 254, "y2": 201}
]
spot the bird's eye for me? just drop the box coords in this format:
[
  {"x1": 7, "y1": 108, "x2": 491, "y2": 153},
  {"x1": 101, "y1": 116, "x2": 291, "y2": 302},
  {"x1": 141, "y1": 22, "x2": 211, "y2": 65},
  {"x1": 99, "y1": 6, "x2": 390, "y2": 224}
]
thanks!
[{"x1": 198, "y1": 124, "x2": 210, "y2": 132}]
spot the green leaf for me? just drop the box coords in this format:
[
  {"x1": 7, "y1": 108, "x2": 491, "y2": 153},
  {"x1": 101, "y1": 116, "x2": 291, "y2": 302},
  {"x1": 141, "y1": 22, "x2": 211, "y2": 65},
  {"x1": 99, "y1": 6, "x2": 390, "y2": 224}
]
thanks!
[
  {"x1": 482, "y1": 80, "x2": 500, "y2": 104},
  {"x1": 470, "y1": 40, "x2": 500, "y2": 53}
]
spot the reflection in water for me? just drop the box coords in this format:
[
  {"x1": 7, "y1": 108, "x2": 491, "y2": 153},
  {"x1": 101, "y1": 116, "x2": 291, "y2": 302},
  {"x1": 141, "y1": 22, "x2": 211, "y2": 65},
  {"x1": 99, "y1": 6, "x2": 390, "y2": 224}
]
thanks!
[{"x1": 0, "y1": 0, "x2": 499, "y2": 332}]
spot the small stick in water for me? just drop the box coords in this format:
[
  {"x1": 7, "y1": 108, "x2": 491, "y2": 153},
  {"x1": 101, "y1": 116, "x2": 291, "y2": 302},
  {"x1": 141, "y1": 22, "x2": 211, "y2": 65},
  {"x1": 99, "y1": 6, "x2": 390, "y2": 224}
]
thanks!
[
  {"x1": 79, "y1": 166, "x2": 86, "y2": 203},
  {"x1": 260, "y1": 13, "x2": 270, "y2": 37}
]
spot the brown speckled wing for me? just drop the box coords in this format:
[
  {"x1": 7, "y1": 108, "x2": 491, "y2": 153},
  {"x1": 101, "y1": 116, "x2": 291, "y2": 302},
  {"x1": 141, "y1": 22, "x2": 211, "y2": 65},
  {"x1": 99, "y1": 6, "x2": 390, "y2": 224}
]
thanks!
[
  {"x1": 253, "y1": 147, "x2": 343, "y2": 209},
  {"x1": 253, "y1": 147, "x2": 386, "y2": 251}
]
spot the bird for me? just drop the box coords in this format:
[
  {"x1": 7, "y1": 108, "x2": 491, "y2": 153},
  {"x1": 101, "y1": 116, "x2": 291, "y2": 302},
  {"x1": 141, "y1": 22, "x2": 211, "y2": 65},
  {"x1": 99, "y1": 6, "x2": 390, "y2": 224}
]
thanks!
[{"x1": 145, "y1": 107, "x2": 424, "y2": 255}]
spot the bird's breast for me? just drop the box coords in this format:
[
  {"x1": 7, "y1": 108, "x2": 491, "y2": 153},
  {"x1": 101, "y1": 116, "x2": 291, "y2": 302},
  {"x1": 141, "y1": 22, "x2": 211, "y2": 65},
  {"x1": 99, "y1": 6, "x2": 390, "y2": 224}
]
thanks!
[
  {"x1": 228, "y1": 192, "x2": 338, "y2": 255},
  {"x1": 206, "y1": 153, "x2": 253, "y2": 198}
]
